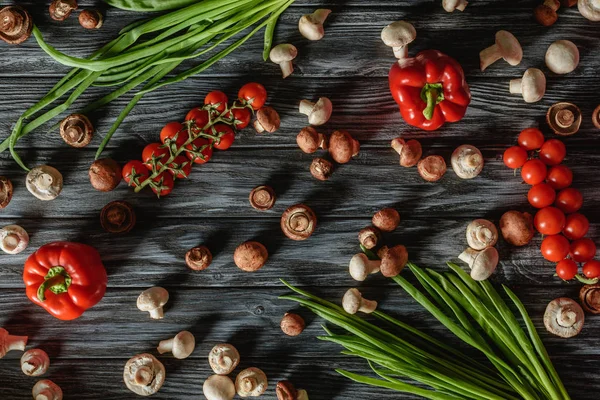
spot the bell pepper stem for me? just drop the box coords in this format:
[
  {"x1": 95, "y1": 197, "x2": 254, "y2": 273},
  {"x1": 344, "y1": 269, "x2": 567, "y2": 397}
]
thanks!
[
  {"x1": 421, "y1": 83, "x2": 444, "y2": 121},
  {"x1": 37, "y1": 266, "x2": 72, "y2": 302}
]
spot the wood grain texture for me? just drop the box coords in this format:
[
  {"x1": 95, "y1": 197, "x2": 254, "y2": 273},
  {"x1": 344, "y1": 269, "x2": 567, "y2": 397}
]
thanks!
[{"x1": 1, "y1": 0, "x2": 600, "y2": 399}]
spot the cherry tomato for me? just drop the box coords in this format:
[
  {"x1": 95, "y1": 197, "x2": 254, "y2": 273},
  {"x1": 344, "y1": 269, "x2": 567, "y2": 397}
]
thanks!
[
  {"x1": 583, "y1": 260, "x2": 600, "y2": 279},
  {"x1": 541, "y1": 234, "x2": 570, "y2": 262},
  {"x1": 151, "y1": 172, "x2": 175, "y2": 197},
  {"x1": 539, "y1": 139, "x2": 566, "y2": 166},
  {"x1": 238, "y1": 82, "x2": 267, "y2": 110},
  {"x1": 556, "y1": 259, "x2": 578, "y2": 281},
  {"x1": 546, "y1": 165, "x2": 573, "y2": 190},
  {"x1": 555, "y1": 188, "x2": 583, "y2": 214},
  {"x1": 521, "y1": 159, "x2": 547, "y2": 185},
  {"x1": 185, "y1": 138, "x2": 213, "y2": 164},
  {"x1": 527, "y1": 183, "x2": 556, "y2": 209},
  {"x1": 534, "y1": 206, "x2": 566, "y2": 235},
  {"x1": 503, "y1": 146, "x2": 528, "y2": 169},
  {"x1": 185, "y1": 108, "x2": 210, "y2": 129},
  {"x1": 160, "y1": 122, "x2": 188, "y2": 149},
  {"x1": 167, "y1": 155, "x2": 193, "y2": 179},
  {"x1": 518, "y1": 128, "x2": 545, "y2": 150},
  {"x1": 563, "y1": 213, "x2": 590, "y2": 241},
  {"x1": 142, "y1": 143, "x2": 170, "y2": 171},
  {"x1": 570, "y1": 238, "x2": 597, "y2": 263},
  {"x1": 204, "y1": 91, "x2": 228, "y2": 113},
  {"x1": 122, "y1": 160, "x2": 150, "y2": 188},
  {"x1": 210, "y1": 124, "x2": 235, "y2": 150},
  {"x1": 228, "y1": 107, "x2": 252, "y2": 129}
]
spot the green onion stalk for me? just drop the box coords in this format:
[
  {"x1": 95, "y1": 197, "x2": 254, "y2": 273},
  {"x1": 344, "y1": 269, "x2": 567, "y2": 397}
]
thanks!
[{"x1": 2, "y1": 0, "x2": 293, "y2": 171}]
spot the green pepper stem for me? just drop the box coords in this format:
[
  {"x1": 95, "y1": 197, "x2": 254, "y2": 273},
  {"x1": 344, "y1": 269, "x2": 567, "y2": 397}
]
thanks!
[
  {"x1": 421, "y1": 83, "x2": 444, "y2": 121},
  {"x1": 37, "y1": 267, "x2": 72, "y2": 302}
]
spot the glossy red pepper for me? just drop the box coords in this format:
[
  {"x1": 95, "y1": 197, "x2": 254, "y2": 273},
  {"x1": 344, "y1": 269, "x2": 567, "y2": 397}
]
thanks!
[
  {"x1": 389, "y1": 50, "x2": 471, "y2": 131},
  {"x1": 23, "y1": 242, "x2": 107, "y2": 321}
]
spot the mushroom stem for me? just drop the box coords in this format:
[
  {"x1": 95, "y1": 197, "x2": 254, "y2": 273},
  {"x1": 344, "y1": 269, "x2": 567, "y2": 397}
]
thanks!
[
  {"x1": 554, "y1": 109, "x2": 574, "y2": 128},
  {"x1": 280, "y1": 61, "x2": 293, "y2": 79},
  {"x1": 299, "y1": 100, "x2": 315, "y2": 116},
  {"x1": 310, "y1": 9, "x2": 331, "y2": 24},
  {"x1": 7, "y1": 335, "x2": 27, "y2": 352},
  {"x1": 479, "y1": 45, "x2": 502, "y2": 71},
  {"x1": 509, "y1": 79, "x2": 523, "y2": 94},
  {"x1": 36, "y1": 389, "x2": 55, "y2": 400},
  {"x1": 556, "y1": 307, "x2": 578, "y2": 328},
  {"x1": 455, "y1": 0, "x2": 469, "y2": 10},
  {"x1": 359, "y1": 298, "x2": 378, "y2": 313},
  {"x1": 134, "y1": 367, "x2": 154, "y2": 386},
  {"x1": 392, "y1": 45, "x2": 409, "y2": 59},
  {"x1": 149, "y1": 307, "x2": 164, "y2": 319},
  {"x1": 2, "y1": 234, "x2": 19, "y2": 252},
  {"x1": 157, "y1": 338, "x2": 174, "y2": 354},
  {"x1": 458, "y1": 248, "x2": 478, "y2": 265}
]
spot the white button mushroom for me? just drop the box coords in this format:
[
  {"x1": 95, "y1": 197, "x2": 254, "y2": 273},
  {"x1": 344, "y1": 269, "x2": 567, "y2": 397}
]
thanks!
[
  {"x1": 509, "y1": 68, "x2": 546, "y2": 103},
  {"x1": 269, "y1": 44, "x2": 297, "y2": 79},
  {"x1": 123, "y1": 353, "x2": 166, "y2": 396},
  {"x1": 299, "y1": 97, "x2": 333, "y2": 126},
  {"x1": 544, "y1": 297, "x2": 584, "y2": 338},
  {"x1": 0, "y1": 327, "x2": 27, "y2": 358},
  {"x1": 381, "y1": 21, "x2": 416, "y2": 59},
  {"x1": 136, "y1": 287, "x2": 169, "y2": 319},
  {"x1": 443, "y1": 0, "x2": 469, "y2": 12},
  {"x1": 579, "y1": 0, "x2": 600, "y2": 21},
  {"x1": 458, "y1": 247, "x2": 499, "y2": 281},
  {"x1": 451, "y1": 145, "x2": 484, "y2": 180},
  {"x1": 32, "y1": 379, "x2": 62, "y2": 400},
  {"x1": 209, "y1": 343, "x2": 240, "y2": 375},
  {"x1": 349, "y1": 253, "x2": 381, "y2": 281},
  {"x1": 21, "y1": 349, "x2": 50, "y2": 377},
  {"x1": 204, "y1": 375, "x2": 236, "y2": 400},
  {"x1": 235, "y1": 367, "x2": 268, "y2": 398},
  {"x1": 342, "y1": 288, "x2": 377, "y2": 315},
  {"x1": 26, "y1": 165, "x2": 63, "y2": 201},
  {"x1": 466, "y1": 219, "x2": 498, "y2": 251},
  {"x1": 298, "y1": 9, "x2": 331, "y2": 41},
  {"x1": 545, "y1": 40, "x2": 579, "y2": 74},
  {"x1": 0, "y1": 224, "x2": 29, "y2": 255},
  {"x1": 479, "y1": 30, "x2": 523, "y2": 71},
  {"x1": 157, "y1": 331, "x2": 195, "y2": 359}
]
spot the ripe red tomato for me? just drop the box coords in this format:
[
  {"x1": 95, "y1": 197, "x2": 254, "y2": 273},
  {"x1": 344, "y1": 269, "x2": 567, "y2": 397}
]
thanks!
[
  {"x1": 534, "y1": 207, "x2": 566, "y2": 235},
  {"x1": 211, "y1": 124, "x2": 235, "y2": 150},
  {"x1": 185, "y1": 108, "x2": 210, "y2": 129},
  {"x1": 503, "y1": 146, "x2": 528, "y2": 169},
  {"x1": 238, "y1": 82, "x2": 267, "y2": 110},
  {"x1": 160, "y1": 122, "x2": 188, "y2": 149},
  {"x1": 204, "y1": 91, "x2": 228, "y2": 113},
  {"x1": 583, "y1": 260, "x2": 600, "y2": 279},
  {"x1": 142, "y1": 143, "x2": 170, "y2": 171},
  {"x1": 185, "y1": 138, "x2": 213, "y2": 164},
  {"x1": 563, "y1": 213, "x2": 590, "y2": 240},
  {"x1": 546, "y1": 165, "x2": 573, "y2": 190},
  {"x1": 539, "y1": 139, "x2": 566, "y2": 166},
  {"x1": 527, "y1": 183, "x2": 556, "y2": 209},
  {"x1": 541, "y1": 234, "x2": 570, "y2": 262},
  {"x1": 151, "y1": 172, "x2": 175, "y2": 197},
  {"x1": 556, "y1": 259, "x2": 578, "y2": 281},
  {"x1": 570, "y1": 238, "x2": 597, "y2": 263},
  {"x1": 167, "y1": 156, "x2": 192, "y2": 179},
  {"x1": 122, "y1": 160, "x2": 150, "y2": 188},
  {"x1": 521, "y1": 159, "x2": 547, "y2": 185},
  {"x1": 518, "y1": 128, "x2": 545, "y2": 150},
  {"x1": 228, "y1": 108, "x2": 252, "y2": 129},
  {"x1": 555, "y1": 188, "x2": 583, "y2": 214}
]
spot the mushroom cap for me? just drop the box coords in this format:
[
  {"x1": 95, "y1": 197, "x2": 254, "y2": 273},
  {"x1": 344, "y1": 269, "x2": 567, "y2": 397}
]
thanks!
[
  {"x1": 358, "y1": 226, "x2": 381, "y2": 249},
  {"x1": 59, "y1": 113, "x2": 94, "y2": 148},
  {"x1": 297, "y1": 127, "x2": 321, "y2": 153},
  {"x1": 233, "y1": 241, "x2": 268, "y2": 272},
  {"x1": 545, "y1": 40, "x2": 579, "y2": 74},
  {"x1": 249, "y1": 185, "x2": 276, "y2": 211},
  {"x1": 0, "y1": 224, "x2": 29, "y2": 255},
  {"x1": 378, "y1": 245, "x2": 408, "y2": 278},
  {"x1": 209, "y1": 343, "x2": 240, "y2": 375},
  {"x1": 521, "y1": 68, "x2": 546, "y2": 103},
  {"x1": 123, "y1": 353, "x2": 166, "y2": 396},
  {"x1": 0, "y1": 6, "x2": 33, "y2": 45},
  {"x1": 185, "y1": 246, "x2": 213, "y2": 271},
  {"x1": 470, "y1": 247, "x2": 499, "y2": 281},
  {"x1": 594, "y1": 104, "x2": 600, "y2": 130},
  {"x1": 270, "y1": 43, "x2": 298, "y2": 63},
  {"x1": 381, "y1": 21, "x2": 416, "y2": 48},
  {"x1": 89, "y1": 158, "x2": 122, "y2": 192},
  {"x1": 307, "y1": 97, "x2": 333, "y2": 126},
  {"x1": 451, "y1": 145, "x2": 484, "y2": 179},
  {"x1": 349, "y1": 253, "x2": 380, "y2": 281},
  {"x1": 342, "y1": 288, "x2": 363, "y2": 314},
  {"x1": 32, "y1": 379, "x2": 62, "y2": 400},
  {"x1": 372, "y1": 208, "x2": 400, "y2": 232},
  {"x1": 0, "y1": 176, "x2": 14, "y2": 209},
  {"x1": 310, "y1": 157, "x2": 334, "y2": 181},
  {"x1": 298, "y1": 10, "x2": 331, "y2": 41},
  {"x1": 276, "y1": 381, "x2": 298, "y2": 400},
  {"x1": 466, "y1": 219, "x2": 498, "y2": 250},
  {"x1": 499, "y1": 211, "x2": 534, "y2": 246},
  {"x1": 495, "y1": 30, "x2": 523, "y2": 65},
  {"x1": 580, "y1": 284, "x2": 600, "y2": 314},
  {"x1": 26, "y1": 165, "x2": 63, "y2": 201},
  {"x1": 546, "y1": 102, "x2": 582, "y2": 136},
  {"x1": 171, "y1": 331, "x2": 195, "y2": 359},
  {"x1": 21, "y1": 348, "x2": 50, "y2": 377},
  {"x1": 235, "y1": 367, "x2": 268, "y2": 397},
  {"x1": 417, "y1": 156, "x2": 447, "y2": 182},
  {"x1": 329, "y1": 130, "x2": 359, "y2": 164},
  {"x1": 579, "y1": 0, "x2": 600, "y2": 21},
  {"x1": 280, "y1": 313, "x2": 306, "y2": 336},
  {"x1": 281, "y1": 204, "x2": 317, "y2": 241},
  {"x1": 136, "y1": 287, "x2": 169, "y2": 312},
  {"x1": 255, "y1": 106, "x2": 281, "y2": 133},
  {"x1": 391, "y1": 138, "x2": 422, "y2": 167},
  {"x1": 204, "y1": 375, "x2": 236, "y2": 400},
  {"x1": 544, "y1": 297, "x2": 585, "y2": 338}
]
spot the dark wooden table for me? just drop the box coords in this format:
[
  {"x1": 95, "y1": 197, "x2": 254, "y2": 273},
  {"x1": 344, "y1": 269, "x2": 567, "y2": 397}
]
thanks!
[{"x1": 1, "y1": 1, "x2": 599, "y2": 399}]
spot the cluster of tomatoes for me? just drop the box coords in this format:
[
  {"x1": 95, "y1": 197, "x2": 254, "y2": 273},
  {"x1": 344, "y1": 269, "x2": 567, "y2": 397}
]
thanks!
[
  {"x1": 121, "y1": 83, "x2": 268, "y2": 197},
  {"x1": 503, "y1": 128, "x2": 599, "y2": 282}
]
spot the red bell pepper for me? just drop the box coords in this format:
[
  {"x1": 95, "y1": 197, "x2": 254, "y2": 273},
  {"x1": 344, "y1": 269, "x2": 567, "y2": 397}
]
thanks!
[
  {"x1": 23, "y1": 242, "x2": 107, "y2": 321},
  {"x1": 389, "y1": 50, "x2": 471, "y2": 131}
]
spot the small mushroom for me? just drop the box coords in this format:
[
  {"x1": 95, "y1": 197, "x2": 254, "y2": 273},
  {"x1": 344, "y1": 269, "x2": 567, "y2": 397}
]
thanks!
[
  {"x1": 185, "y1": 245, "x2": 212, "y2": 271},
  {"x1": 299, "y1": 97, "x2": 333, "y2": 126},
  {"x1": 378, "y1": 245, "x2": 408, "y2": 278},
  {"x1": 534, "y1": 0, "x2": 560, "y2": 26},
  {"x1": 21, "y1": 349, "x2": 50, "y2": 377},
  {"x1": 417, "y1": 156, "x2": 447, "y2": 182},
  {"x1": 479, "y1": 30, "x2": 523, "y2": 71},
  {"x1": 545, "y1": 40, "x2": 579, "y2": 74},
  {"x1": 157, "y1": 331, "x2": 195, "y2": 359},
  {"x1": 466, "y1": 219, "x2": 498, "y2": 250},
  {"x1": 32, "y1": 379, "x2": 62, "y2": 400},
  {"x1": 329, "y1": 130, "x2": 359, "y2": 164},
  {"x1": 296, "y1": 127, "x2": 328, "y2": 153},
  {"x1": 343, "y1": 288, "x2": 377, "y2": 314},
  {"x1": 209, "y1": 344, "x2": 240, "y2": 375},
  {"x1": 26, "y1": 165, "x2": 63, "y2": 201},
  {"x1": 509, "y1": 68, "x2": 546, "y2": 103},
  {"x1": 0, "y1": 6, "x2": 33, "y2": 45},
  {"x1": 89, "y1": 158, "x2": 121, "y2": 192},
  {"x1": 544, "y1": 297, "x2": 584, "y2": 338},
  {"x1": 236, "y1": 367, "x2": 268, "y2": 398},
  {"x1": 123, "y1": 353, "x2": 166, "y2": 396},
  {"x1": 349, "y1": 253, "x2": 381, "y2": 281},
  {"x1": 281, "y1": 204, "x2": 317, "y2": 241},
  {"x1": 100, "y1": 201, "x2": 136, "y2": 234},
  {"x1": 60, "y1": 114, "x2": 93, "y2": 147},
  {"x1": 443, "y1": 0, "x2": 469, "y2": 12},
  {"x1": 0, "y1": 327, "x2": 27, "y2": 358},
  {"x1": 451, "y1": 145, "x2": 484, "y2": 179},
  {"x1": 280, "y1": 313, "x2": 305, "y2": 336},
  {"x1": 298, "y1": 390, "x2": 309, "y2": 400},
  {"x1": 79, "y1": 9, "x2": 103, "y2": 29},
  {"x1": 0, "y1": 176, "x2": 13, "y2": 209},
  {"x1": 391, "y1": 138, "x2": 422, "y2": 167},
  {"x1": 499, "y1": 211, "x2": 534, "y2": 246},
  {"x1": 579, "y1": 0, "x2": 600, "y2": 21},
  {"x1": 358, "y1": 226, "x2": 381, "y2": 249},
  {"x1": 381, "y1": 21, "x2": 416, "y2": 59},
  {"x1": 204, "y1": 375, "x2": 236, "y2": 400},
  {"x1": 137, "y1": 287, "x2": 169, "y2": 319},
  {"x1": 49, "y1": 0, "x2": 77, "y2": 21},
  {"x1": 546, "y1": 102, "x2": 582, "y2": 136},
  {"x1": 310, "y1": 158, "x2": 333, "y2": 181},
  {"x1": 593, "y1": 105, "x2": 600, "y2": 129},
  {"x1": 298, "y1": 9, "x2": 331, "y2": 41},
  {"x1": 270, "y1": 44, "x2": 297, "y2": 79},
  {"x1": 249, "y1": 185, "x2": 276, "y2": 211},
  {"x1": 254, "y1": 106, "x2": 280, "y2": 134},
  {"x1": 234, "y1": 241, "x2": 268, "y2": 272},
  {"x1": 372, "y1": 208, "x2": 400, "y2": 232},
  {"x1": 276, "y1": 381, "x2": 298, "y2": 400},
  {"x1": 458, "y1": 247, "x2": 499, "y2": 281},
  {"x1": 580, "y1": 284, "x2": 600, "y2": 314},
  {"x1": 0, "y1": 225, "x2": 29, "y2": 255}
]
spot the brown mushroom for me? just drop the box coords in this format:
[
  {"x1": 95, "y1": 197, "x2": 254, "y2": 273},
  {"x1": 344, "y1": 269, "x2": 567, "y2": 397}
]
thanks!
[
  {"x1": 100, "y1": 201, "x2": 136, "y2": 234},
  {"x1": 0, "y1": 327, "x2": 27, "y2": 358},
  {"x1": 0, "y1": 177, "x2": 13, "y2": 209},
  {"x1": 234, "y1": 241, "x2": 268, "y2": 272},
  {"x1": 185, "y1": 246, "x2": 212, "y2": 271},
  {"x1": 580, "y1": 284, "x2": 600, "y2": 314},
  {"x1": 60, "y1": 114, "x2": 93, "y2": 148},
  {"x1": 534, "y1": 0, "x2": 560, "y2": 26},
  {"x1": 89, "y1": 158, "x2": 122, "y2": 192},
  {"x1": 499, "y1": 211, "x2": 534, "y2": 246},
  {"x1": 358, "y1": 226, "x2": 381, "y2": 249},
  {"x1": 281, "y1": 204, "x2": 317, "y2": 241},
  {"x1": 49, "y1": 0, "x2": 77, "y2": 21},
  {"x1": 276, "y1": 381, "x2": 298, "y2": 400},
  {"x1": 310, "y1": 158, "x2": 333, "y2": 181},
  {"x1": 561, "y1": 0, "x2": 577, "y2": 6},
  {"x1": 249, "y1": 186, "x2": 276, "y2": 211},
  {"x1": 32, "y1": 379, "x2": 62, "y2": 400},
  {"x1": 280, "y1": 313, "x2": 305, "y2": 336},
  {"x1": 592, "y1": 105, "x2": 600, "y2": 130},
  {"x1": 417, "y1": 156, "x2": 447, "y2": 182},
  {"x1": 546, "y1": 102, "x2": 582, "y2": 136},
  {"x1": 123, "y1": 353, "x2": 166, "y2": 396},
  {"x1": 391, "y1": 138, "x2": 422, "y2": 167},
  {"x1": 0, "y1": 6, "x2": 33, "y2": 45},
  {"x1": 296, "y1": 127, "x2": 327, "y2": 153},
  {"x1": 254, "y1": 106, "x2": 281, "y2": 134},
  {"x1": 235, "y1": 368, "x2": 268, "y2": 397},
  {"x1": 372, "y1": 208, "x2": 400, "y2": 232},
  {"x1": 79, "y1": 9, "x2": 103, "y2": 29},
  {"x1": 329, "y1": 130, "x2": 360, "y2": 164},
  {"x1": 377, "y1": 245, "x2": 408, "y2": 277},
  {"x1": 544, "y1": 297, "x2": 584, "y2": 338}
]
